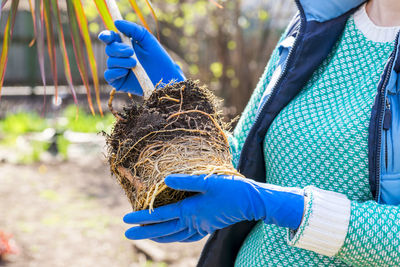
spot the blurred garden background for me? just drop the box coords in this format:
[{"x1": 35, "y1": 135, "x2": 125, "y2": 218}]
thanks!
[{"x1": 0, "y1": 0, "x2": 295, "y2": 266}]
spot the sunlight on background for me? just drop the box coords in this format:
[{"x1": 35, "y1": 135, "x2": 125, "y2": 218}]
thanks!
[{"x1": 0, "y1": 0, "x2": 295, "y2": 266}]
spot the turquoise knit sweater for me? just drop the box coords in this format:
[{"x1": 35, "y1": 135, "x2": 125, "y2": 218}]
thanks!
[{"x1": 230, "y1": 15, "x2": 400, "y2": 267}]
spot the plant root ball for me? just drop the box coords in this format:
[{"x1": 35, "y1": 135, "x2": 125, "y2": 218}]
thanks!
[{"x1": 106, "y1": 80, "x2": 241, "y2": 211}]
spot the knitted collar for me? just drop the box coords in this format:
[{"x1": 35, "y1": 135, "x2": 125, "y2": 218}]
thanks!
[{"x1": 353, "y1": 3, "x2": 400, "y2": 43}]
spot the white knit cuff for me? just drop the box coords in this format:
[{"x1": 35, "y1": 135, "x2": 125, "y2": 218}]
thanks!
[{"x1": 287, "y1": 186, "x2": 351, "y2": 257}]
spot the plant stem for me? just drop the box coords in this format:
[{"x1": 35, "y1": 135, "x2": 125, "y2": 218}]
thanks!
[{"x1": 105, "y1": 0, "x2": 155, "y2": 99}]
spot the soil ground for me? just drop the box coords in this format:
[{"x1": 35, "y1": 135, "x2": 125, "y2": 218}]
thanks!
[{"x1": 0, "y1": 154, "x2": 205, "y2": 267}]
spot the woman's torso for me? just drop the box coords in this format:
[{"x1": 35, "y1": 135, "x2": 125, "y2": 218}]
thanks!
[{"x1": 235, "y1": 10, "x2": 395, "y2": 266}]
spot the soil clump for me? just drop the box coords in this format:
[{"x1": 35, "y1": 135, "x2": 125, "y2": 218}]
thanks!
[{"x1": 106, "y1": 80, "x2": 240, "y2": 211}]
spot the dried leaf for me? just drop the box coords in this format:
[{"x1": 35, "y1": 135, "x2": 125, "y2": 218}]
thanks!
[
  {"x1": 128, "y1": 0, "x2": 151, "y2": 33},
  {"x1": 43, "y1": 0, "x2": 58, "y2": 100},
  {"x1": 28, "y1": 0, "x2": 36, "y2": 47},
  {"x1": 0, "y1": 0, "x2": 19, "y2": 95},
  {"x1": 93, "y1": 0, "x2": 116, "y2": 31},
  {"x1": 35, "y1": 0, "x2": 47, "y2": 110},
  {"x1": 144, "y1": 0, "x2": 160, "y2": 40},
  {"x1": 73, "y1": 0, "x2": 103, "y2": 116},
  {"x1": 51, "y1": 0, "x2": 78, "y2": 106},
  {"x1": 67, "y1": 0, "x2": 95, "y2": 115}
]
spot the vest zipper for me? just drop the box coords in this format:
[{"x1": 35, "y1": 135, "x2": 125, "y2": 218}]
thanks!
[
  {"x1": 375, "y1": 35, "x2": 398, "y2": 201},
  {"x1": 383, "y1": 99, "x2": 392, "y2": 170},
  {"x1": 237, "y1": 0, "x2": 305, "y2": 166}
]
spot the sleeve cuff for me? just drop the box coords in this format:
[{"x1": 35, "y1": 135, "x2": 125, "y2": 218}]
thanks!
[{"x1": 287, "y1": 186, "x2": 351, "y2": 257}]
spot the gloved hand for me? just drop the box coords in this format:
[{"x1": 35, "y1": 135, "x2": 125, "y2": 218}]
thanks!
[
  {"x1": 123, "y1": 174, "x2": 305, "y2": 243},
  {"x1": 98, "y1": 20, "x2": 185, "y2": 95}
]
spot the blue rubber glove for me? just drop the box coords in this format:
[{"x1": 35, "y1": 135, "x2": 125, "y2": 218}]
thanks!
[
  {"x1": 98, "y1": 20, "x2": 185, "y2": 95},
  {"x1": 123, "y1": 174, "x2": 305, "y2": 243}
]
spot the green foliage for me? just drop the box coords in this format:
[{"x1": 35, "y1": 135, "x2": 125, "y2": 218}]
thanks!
[
  {"x1": 142, "y1": 261, "x2": 168, "y2": 267},
  {"x1": 0, "y1": 105, "x2": 115, "y2": 163},
  {"x1": 19, "y1": 140, "x2": 51, "y2": 164},
  {"x1": 0, "y1": 112, "x2": 49, "y2": 135},
  {"x1": 61, "y1": 105, "x2": 115, "y2": 134},
  {"x1": 210, "y1": 62, "x2": 223, "y2": 78},
  {"x1": 258, "y1": 10, "x2": 269, "y2": 21},
  {"x1": 56, "y1": 135, "x2": 70, "y2": 159}
]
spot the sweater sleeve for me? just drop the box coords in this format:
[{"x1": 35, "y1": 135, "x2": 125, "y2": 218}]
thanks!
[
  {"x1": 229, "y1": 35, "x2": 284, "y2": 168},
  {"x1": 287, "y1": 186, "x2": 400, "y2": 266}
]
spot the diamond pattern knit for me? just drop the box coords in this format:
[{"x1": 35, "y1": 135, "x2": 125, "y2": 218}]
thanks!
[{"x1": 233, "y1": 17, "x2": 400, "y2": 266}]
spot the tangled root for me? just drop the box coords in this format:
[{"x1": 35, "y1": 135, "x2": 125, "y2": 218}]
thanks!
[{"x1": 106, "y1": 80, "x2": 242, "y2": 211}]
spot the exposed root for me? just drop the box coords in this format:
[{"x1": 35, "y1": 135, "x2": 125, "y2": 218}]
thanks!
[
  {"x1": 159, "y1": 95, "x2": 180, "y2": 103},
  {"x1": 167, "y1": 109, "x2": 229, "y2": 145},
  {"x1": 106, "y1": 80, "x2": 241, "y2": 211},
  {"x1": 112, "y1": 135, "x2": 241, "y2": 211},
  {"x1": 108, "y1": 89, "x2": 127, "y2": 122}
]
